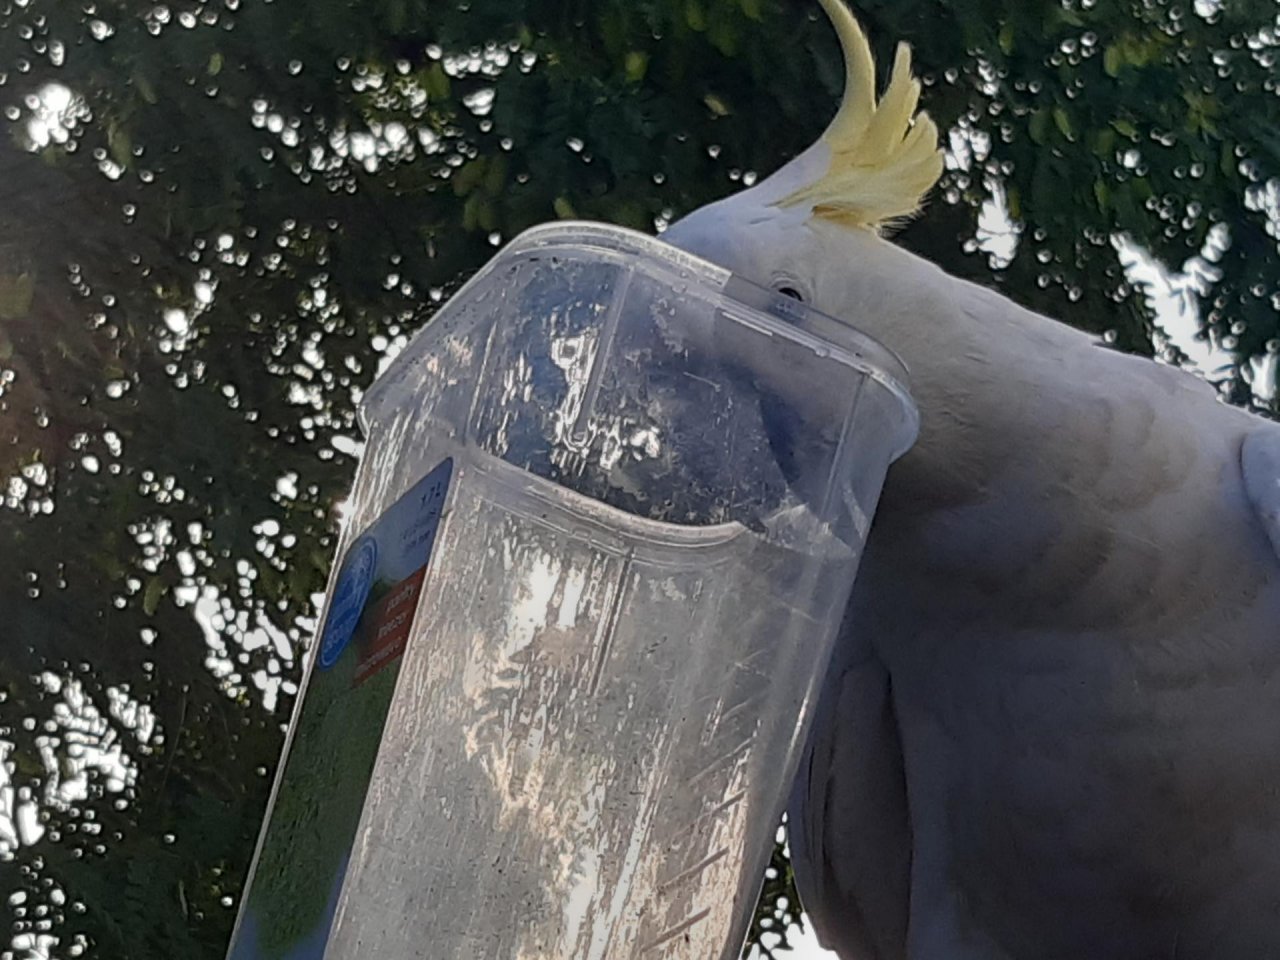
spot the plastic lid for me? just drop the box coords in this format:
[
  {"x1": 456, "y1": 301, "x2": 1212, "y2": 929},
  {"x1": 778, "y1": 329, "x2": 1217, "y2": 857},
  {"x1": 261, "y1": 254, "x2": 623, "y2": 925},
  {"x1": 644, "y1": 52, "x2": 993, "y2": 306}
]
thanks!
[{"x1": 359, "y1": 221, "x2": 918, "y2": 531}]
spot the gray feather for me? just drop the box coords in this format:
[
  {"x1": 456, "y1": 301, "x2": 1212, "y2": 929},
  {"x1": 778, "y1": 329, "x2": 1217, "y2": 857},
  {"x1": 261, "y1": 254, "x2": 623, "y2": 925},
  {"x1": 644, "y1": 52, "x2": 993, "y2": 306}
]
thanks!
[
  {"x1": 1243, "y1": 429, "x2": 1280, "y2": 561},
  {"x1": 790, "y1": 640, "x2": 910, "y2": 960},
  {"x1": 664, "y1": 144, "x2": 1280, "y2": 960}
]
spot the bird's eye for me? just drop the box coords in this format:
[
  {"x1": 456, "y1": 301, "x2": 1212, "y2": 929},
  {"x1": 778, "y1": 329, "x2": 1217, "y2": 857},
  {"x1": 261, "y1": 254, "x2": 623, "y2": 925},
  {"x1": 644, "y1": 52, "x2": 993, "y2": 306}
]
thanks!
[{"x1": 776, "y1": 286, "x2": 805, "y2": 303}]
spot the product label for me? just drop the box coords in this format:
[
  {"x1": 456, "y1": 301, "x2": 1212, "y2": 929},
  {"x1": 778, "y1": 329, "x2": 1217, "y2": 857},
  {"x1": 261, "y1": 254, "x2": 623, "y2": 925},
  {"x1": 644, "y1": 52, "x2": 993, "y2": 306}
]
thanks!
[{"x1": 227, "y1": 459, "x2": 453, "y2": 960}]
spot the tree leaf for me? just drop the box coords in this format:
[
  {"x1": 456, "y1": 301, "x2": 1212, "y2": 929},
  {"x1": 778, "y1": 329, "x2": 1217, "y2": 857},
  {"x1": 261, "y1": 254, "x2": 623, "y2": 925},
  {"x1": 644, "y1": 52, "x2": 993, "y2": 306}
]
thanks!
[
  {"x1": 1104, "y1": 45, "x2": 1123, "y2": 78},
  {"x1": 1092, "y1": 127, "x2": 1117, "y2": 158},
  {"x1": 424, "y1": 63, "x2": 451, "y2": 100},
  {"x1": 451, "y1": 157, "x2": 486, "y2": 197},
  {"x1": 483, "y1": 154, "x2": 508, "y2": 196},
  {"x1": 708, "y1": 17, "x2": 739, "y2": 57},
  {"x1": 1006, "y1": 185, "x2": 1022, "y2": 220},
  {"x1": 108, "y1": 122, "x2": 133, "y2": 169},
  {"x1": 1053, "y1": 106, "x2": 1074, "y2": 141},
  {"x1": 132, "y1": 71, "x2": 158, "y2": 105},
  {"x1": 1221, "y1": 140, "x2": 1237, "y2": 178},
  {"x1": 704, "y1": 93, "x2": 731, "y2": 117},
  {"x1": 1111, "y1": 118, "x2": 1138, "y2": 139},
  {"x1": 998, "y1": 22, "x2": 1016, "y2": 56},
  {"x1": 0, "y1": 273, "x2": 35, "y2": 320},
  {"x1": 625, "y1": 51, "x2": 649, "y2": 83},
  {"x1": 686, "y1": 0, "x2": 707, "y2": 32},
  {"x1": 1029, "y1": 109, "x2": 1050, "y2": 145},
  {"x1": 143, "y1": 578, "x2": 166, "y2": 617}
]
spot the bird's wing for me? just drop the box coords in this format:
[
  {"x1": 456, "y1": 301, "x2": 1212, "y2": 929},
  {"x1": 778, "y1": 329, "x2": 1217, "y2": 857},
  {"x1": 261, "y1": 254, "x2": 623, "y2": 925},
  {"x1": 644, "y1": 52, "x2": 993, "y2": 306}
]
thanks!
[
  {"x1": 1242, "y1": 427, "x2": 1280, "y2": 563},
  {"x1": 789, "y1": 643, "x2": 910, "y2": 960}
]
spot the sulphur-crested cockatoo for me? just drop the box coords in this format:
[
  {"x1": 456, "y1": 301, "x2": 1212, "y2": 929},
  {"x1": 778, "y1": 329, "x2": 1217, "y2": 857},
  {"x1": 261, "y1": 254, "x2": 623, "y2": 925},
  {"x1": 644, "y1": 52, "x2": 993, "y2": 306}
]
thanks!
[{"x1": 663, "y1": 1, "x2": 1280, "y2": 957}]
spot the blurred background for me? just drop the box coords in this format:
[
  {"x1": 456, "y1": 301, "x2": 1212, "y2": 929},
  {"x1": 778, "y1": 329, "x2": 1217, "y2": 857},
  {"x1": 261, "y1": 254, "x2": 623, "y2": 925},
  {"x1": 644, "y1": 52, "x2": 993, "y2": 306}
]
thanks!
[{"x1": 0, "y1": 0, "x2": 1277, "y2": 957}]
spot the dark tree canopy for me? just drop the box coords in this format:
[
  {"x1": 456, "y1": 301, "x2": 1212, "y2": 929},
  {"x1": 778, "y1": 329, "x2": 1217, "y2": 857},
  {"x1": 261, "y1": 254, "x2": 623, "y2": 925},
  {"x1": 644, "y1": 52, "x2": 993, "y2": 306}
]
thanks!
[{"x1": 0, "y1": 0, "x2": 1276, "y2": 957}]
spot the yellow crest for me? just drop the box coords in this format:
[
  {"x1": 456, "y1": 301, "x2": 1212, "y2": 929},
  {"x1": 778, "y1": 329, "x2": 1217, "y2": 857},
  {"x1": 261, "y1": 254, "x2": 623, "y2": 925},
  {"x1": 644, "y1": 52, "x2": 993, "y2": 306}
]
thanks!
[{"x1": 777, "y1": 0, "x2": 944, "y2": 230}]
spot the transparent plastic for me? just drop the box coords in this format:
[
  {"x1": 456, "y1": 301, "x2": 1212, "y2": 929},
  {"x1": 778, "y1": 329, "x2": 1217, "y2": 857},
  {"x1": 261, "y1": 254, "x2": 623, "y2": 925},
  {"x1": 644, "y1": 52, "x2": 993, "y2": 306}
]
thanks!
[{"x1": 228, "y1": 222, "x2": 918, "y2": 960}]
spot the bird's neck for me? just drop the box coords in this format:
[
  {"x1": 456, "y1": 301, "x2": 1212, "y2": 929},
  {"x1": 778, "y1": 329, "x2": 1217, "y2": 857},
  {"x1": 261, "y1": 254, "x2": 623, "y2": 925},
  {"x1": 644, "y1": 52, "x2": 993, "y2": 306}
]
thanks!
[{"x1": 821, "y1": 229, "x2": 1063, "y2": 510}]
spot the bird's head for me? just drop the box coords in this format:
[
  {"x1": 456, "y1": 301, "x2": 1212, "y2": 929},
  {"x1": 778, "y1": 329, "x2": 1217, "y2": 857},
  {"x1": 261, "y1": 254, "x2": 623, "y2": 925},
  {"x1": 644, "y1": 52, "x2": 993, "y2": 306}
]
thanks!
[{"x1": 663, "y1": 0, "x2": 944, "y2": 328}]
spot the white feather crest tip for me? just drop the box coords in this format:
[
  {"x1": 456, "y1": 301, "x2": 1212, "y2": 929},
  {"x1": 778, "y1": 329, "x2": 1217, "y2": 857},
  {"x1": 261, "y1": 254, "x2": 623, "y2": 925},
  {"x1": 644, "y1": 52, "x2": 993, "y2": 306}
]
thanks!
[{"x1": 778, "y1": 0, "x2": 944, "y2": 230}]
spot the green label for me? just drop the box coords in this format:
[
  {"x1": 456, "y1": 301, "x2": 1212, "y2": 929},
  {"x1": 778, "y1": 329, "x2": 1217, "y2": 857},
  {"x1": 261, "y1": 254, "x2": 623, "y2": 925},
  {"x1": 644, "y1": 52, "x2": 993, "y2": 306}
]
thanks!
[{"x1": 228, "y1": 459, "x2": 453, "y2": 960}]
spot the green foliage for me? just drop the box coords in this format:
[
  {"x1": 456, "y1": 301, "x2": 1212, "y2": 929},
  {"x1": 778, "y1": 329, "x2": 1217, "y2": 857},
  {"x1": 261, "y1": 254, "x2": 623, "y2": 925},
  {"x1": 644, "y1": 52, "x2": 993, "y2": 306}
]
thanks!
[
  {"x1": 747, "y1": 824, "x2": 808, "y2": 957},
  {"x1": 879, "y1": 0, "x2": 1280, "y2": 382},
  {"x1": 247, "y1": 655, "x2": 397, "y2": 958},
  {"x1": 0, "y1": 0, "x2": 1276, "y2": 957}
]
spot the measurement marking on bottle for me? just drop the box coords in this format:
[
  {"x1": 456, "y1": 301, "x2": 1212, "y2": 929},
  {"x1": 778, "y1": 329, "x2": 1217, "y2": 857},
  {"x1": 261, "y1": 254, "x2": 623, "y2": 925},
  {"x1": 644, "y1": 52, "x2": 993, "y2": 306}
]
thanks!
[
  {"x1": 734, "y1": 644, "x2": 772, "y2": 670},
  {"x1": 587, "y1": 554, "x2": 632, "y2": 695},
  {"x1": 727, "y1": 654, "x2": 772, "y2": 681},
  {"x1": 640, "y1": 908, "x2": 713, "y2": 953},
  {"x1": 656, "y1": 847, "x2": 729, "y2": 895},
  {"x1": 659, "y1": 791, "x2": 746, "y2": 854},
  {"x1": 716, "y1": 695, "x2": 761, "y2": 726},
  {"x1": 686, "y1": 735, "x2": 755, "y2": 787}
]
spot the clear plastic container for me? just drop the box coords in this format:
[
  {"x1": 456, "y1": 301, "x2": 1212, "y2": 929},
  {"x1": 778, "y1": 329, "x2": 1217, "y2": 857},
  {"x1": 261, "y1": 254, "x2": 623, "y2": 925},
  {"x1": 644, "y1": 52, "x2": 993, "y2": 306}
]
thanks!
[{"x1": 227, "y1": 222, "x2": 917, "y2": 960}]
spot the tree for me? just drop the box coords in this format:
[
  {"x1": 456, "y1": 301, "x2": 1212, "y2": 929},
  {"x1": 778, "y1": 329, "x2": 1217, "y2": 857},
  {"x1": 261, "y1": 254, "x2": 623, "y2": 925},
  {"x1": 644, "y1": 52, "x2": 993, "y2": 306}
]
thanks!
[{"x1": 0, "y1": 0, "x2": 1275, "y2": 957}]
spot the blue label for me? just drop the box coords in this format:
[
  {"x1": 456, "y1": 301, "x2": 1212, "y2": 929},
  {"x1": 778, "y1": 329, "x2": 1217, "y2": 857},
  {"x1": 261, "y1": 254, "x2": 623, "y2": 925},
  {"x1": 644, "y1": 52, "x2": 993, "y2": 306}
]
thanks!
[
  {"x1": 228, "y1": 458, "x2": 453, "y2": 960},
  {"x1": 318, "y1": 535, "x2": 379, "y2": 670}
]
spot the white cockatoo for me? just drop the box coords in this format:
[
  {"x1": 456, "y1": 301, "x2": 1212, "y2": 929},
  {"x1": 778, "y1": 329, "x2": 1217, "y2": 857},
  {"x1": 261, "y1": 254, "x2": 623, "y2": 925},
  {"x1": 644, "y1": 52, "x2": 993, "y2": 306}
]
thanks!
[{"x1": 662, "y1": 1, "x2": 1280, "y2": 958}]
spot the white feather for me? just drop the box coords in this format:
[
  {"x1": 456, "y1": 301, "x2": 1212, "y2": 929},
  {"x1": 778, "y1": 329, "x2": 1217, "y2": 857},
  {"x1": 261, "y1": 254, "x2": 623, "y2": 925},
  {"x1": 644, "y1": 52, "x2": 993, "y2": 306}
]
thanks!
[
  {"x1": 663, "y1": 5, "x2": 1280, "y2": 955},
  {"x1": 664, "y1": 104, "x2": 1280, "y2": 960}
]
